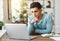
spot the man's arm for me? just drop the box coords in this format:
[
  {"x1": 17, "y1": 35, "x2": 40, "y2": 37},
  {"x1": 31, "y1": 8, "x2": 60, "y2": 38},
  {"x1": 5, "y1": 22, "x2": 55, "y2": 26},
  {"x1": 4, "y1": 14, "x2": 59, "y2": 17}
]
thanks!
[
  {"x1": 35, "y1": 14, "x2": 53, "y2": 34},
  {"x1": 28, "y1": 16, "x2": 35, "y2": 34}
]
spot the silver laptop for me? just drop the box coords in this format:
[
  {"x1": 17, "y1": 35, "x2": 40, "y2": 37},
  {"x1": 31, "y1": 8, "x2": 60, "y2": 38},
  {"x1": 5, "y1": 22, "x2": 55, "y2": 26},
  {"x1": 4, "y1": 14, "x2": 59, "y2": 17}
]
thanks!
[{"x1": 5, "y1": 24, "x2": 37, "y2": 40}]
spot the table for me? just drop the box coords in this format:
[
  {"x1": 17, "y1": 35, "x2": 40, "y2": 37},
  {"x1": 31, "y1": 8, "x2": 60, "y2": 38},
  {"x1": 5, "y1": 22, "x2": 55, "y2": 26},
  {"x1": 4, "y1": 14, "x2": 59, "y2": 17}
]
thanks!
[
  {"x1": 0, "y1": 30, "x2": 6, "y2": 41},
  {"x1": 31, "y1": 35, "x2": 55, "y2": 41}
]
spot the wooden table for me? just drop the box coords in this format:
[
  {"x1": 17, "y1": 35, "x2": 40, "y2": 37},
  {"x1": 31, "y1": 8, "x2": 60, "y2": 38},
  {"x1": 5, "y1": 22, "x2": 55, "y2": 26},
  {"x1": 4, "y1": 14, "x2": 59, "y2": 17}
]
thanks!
[
  {"x1": 0, "y1": 30, "x2": 6, "y2": 41},
  {"x1": 31, "y1": 35, "x2": 55, "y2": 41}
]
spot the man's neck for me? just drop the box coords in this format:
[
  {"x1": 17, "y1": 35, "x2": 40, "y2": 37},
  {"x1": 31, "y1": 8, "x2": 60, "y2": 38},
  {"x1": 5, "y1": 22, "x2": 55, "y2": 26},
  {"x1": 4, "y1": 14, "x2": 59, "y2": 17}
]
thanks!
[{"x1": 38, "y1": 14, "x2": 42, "y2": 20}]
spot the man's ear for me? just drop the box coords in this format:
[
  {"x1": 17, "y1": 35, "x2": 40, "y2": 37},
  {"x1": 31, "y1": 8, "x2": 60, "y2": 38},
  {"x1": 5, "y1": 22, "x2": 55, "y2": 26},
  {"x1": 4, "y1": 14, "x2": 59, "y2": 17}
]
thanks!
[
  {"x1": 39, "y1": 8, "x2": 42, "y2": 12},
  {"x1": 41, "y1": 9, "x2": 42, "y2": 12}
]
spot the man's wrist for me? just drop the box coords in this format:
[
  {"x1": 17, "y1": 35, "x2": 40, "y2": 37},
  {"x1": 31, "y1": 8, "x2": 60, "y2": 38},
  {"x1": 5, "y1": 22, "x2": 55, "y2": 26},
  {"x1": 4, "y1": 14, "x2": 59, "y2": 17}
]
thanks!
[
  {"x1": 31, "y1": 22, "x2": 34, "y2": 24},
  {"x1": 30, "y1": 21, "x2": 34, "y2": 24}
]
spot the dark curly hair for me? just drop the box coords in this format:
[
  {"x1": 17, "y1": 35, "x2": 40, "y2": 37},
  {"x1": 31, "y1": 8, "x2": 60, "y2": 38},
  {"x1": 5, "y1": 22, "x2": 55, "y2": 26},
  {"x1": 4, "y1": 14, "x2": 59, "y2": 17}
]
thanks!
[{"x1": 30, "y1": 2, "x2": 42, "y2": 9}]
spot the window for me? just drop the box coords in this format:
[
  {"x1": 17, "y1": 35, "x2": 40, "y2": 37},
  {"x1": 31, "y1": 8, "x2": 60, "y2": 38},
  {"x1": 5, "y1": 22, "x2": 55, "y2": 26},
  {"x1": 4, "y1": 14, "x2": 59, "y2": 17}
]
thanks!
[
  {"x1": 11, "y1": 0, "x2": 20, "y2": 23},
  {"x1": 11, "y1": 0, "x2": 28, "y2": 24}
]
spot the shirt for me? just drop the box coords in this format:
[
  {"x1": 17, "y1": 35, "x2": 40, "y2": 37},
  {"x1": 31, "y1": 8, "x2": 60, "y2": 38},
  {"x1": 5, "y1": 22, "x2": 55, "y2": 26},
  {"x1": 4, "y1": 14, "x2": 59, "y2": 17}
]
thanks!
[{"x1": 28, "y1": 14, "x2": 53, "y2": 34}]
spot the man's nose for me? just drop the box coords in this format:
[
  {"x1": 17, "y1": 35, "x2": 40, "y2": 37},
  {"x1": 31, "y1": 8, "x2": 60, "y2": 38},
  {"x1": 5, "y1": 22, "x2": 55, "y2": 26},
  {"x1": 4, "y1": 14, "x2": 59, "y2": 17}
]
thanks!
[{"x1": 34, "y1": 13, "x2": 37, "y2": 15}]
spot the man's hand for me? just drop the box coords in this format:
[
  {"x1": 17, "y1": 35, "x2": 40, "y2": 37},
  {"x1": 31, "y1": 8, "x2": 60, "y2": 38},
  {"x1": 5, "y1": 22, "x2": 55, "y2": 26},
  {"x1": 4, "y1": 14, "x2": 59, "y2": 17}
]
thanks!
[{"x1": 31, "y1": 18, "x2": 38, "y2": 24}]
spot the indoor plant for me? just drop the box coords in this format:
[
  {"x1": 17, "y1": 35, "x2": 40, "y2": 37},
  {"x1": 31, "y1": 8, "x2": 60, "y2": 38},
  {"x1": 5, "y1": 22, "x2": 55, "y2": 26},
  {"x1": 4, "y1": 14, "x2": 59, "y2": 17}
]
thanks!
[{"x1": 0, "y1": 21, "x2": 4, "y2": 30}]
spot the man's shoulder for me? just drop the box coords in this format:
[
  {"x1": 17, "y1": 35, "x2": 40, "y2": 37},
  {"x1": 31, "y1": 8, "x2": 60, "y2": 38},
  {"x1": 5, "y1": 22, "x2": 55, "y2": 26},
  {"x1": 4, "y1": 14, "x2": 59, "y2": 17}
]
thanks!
[
  {"x1": 42, "y1": 14, "x2": 52, "y2": 21},
  {"x1": 43, "y1": 13, "x2": 52, "y2": 16},
  {"x1": 43, "y1": 14, "x2": 52, "y2": 18}
]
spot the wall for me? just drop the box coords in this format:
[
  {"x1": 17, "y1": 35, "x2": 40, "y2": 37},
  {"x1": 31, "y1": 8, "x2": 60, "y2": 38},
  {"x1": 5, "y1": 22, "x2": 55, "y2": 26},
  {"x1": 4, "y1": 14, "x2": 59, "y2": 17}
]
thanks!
[
  {"x1": 3, "y1": 0, "x2": 12, "y2": 23},
  {"x1": 55, "y1": 0, "x2": 60, "y2": 33},
  {"x1": 3, "y1": 0, "x2": 8, "y2": 23},
  {"x1": 0, "y1": 0, "x2": 3, "y2": 21}
]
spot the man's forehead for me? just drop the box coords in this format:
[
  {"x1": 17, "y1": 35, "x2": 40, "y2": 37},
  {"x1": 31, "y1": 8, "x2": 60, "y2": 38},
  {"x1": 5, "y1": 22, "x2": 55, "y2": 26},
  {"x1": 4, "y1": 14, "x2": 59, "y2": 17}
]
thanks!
[{"x1": 31, "y1": 7, "x2": 39, "y2": 11}]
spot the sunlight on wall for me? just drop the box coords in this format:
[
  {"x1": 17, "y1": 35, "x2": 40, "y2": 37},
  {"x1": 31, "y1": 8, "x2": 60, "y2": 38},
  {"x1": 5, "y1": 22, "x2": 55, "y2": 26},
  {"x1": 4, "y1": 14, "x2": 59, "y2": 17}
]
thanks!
[{"x1": 0, "y1": 0, "x2": 3, "y2": 21}]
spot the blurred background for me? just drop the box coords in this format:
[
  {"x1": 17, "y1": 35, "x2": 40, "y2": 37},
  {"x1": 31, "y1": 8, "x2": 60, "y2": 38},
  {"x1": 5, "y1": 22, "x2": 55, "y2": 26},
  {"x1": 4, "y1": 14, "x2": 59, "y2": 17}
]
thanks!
[{"x1": 0, "y1": 0, "x2": 60, "y2": 33}]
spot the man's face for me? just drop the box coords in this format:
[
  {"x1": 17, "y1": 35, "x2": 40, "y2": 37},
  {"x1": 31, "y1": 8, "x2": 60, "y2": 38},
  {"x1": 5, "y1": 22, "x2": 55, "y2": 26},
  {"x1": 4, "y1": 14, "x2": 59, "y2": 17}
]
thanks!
[{"x1": 31, "y1": 7, "x2": 42, "y2": 18}]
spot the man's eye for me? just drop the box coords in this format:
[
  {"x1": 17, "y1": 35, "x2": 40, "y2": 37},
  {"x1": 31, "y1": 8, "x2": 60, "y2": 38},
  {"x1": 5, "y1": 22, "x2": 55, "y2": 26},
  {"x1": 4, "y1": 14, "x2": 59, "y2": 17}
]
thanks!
[
  {"x1": 35, "y1": 11, "x2": 37, "y2": 12},
  {"x1": 31, "y1": 11, "x2": 38, "y2": 13}
]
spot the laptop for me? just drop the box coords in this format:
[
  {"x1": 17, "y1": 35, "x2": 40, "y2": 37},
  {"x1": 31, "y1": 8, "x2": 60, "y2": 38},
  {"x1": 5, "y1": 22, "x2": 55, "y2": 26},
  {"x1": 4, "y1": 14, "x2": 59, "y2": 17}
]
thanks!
[{"x1": 5, "y1": 24, "x2": 37, "y2": 40}]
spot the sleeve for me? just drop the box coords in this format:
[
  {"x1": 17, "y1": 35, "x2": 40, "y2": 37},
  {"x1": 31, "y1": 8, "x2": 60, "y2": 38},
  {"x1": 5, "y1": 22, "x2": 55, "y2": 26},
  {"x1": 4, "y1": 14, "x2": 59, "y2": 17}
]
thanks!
[
  {"x1": 28, "y1": 16, "x2": 33, "y2": 24},
  {"x1": 28, "y1": 16, "x2": 34, "y2": 34},
  {"x1": 35, "y1": 14, "x2": 53, "y2": 34}
]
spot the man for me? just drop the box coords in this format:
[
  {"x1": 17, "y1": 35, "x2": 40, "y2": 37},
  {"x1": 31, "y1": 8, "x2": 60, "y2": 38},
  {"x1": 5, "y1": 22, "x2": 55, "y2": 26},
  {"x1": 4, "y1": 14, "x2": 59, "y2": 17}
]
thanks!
[{"x1": 28, "y1": 2, "x2": 53, "y2": 35}]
